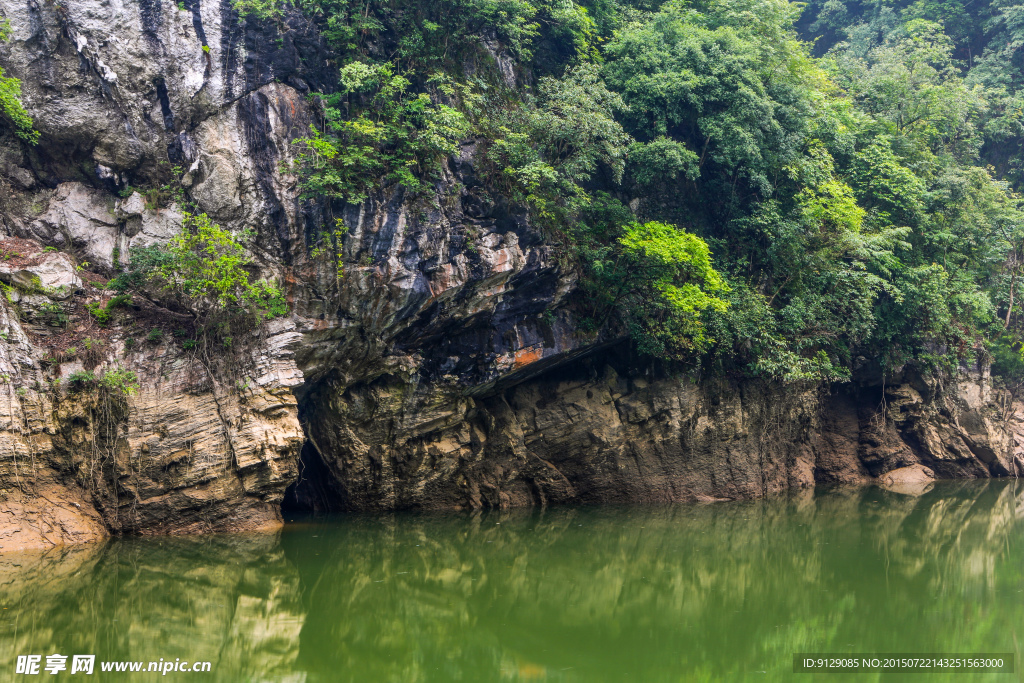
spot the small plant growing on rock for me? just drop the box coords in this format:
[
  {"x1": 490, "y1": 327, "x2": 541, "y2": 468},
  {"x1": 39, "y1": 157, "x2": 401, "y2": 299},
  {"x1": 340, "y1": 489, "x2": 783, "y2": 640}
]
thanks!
[
  {"x1": 66, "y1": 370, "x2": 96, "y2": 391},
  {"x1": 23, "y1": 274, "x2": 68, "y2": 299},
  {"x1": 157, "y1": 213, "x2": 287, "y2": 320},
  {"x1": 64, "y1": 368, "x2": 139, "y2": 397},
  {"x1": 38, "y1": 301, "x2": 69, "y2": 328},
  {"x1": 99, "y1": 368, "x2": 140, "y2": 397},
  {"x1": 116, "y1": 213, "x2": 287, "y2": 325},
  {"x1": 86, "y1": 293, "x2": 131, "y2": 325},
  {"x1": 232, "y1": 0, "x2": 281, "y2": 19},
  {"x1": 103, "y1": 213, "x2": 289, "y2": 388},
  {"x1": 309, "y1": 220, "x2": 348, "y2": 278},
  {"x1": 142, "y1": 187, "x2": 164, "y2": 211},
  {"x1": 81, "y1": 337, "x2": 106, "y2": 369}
]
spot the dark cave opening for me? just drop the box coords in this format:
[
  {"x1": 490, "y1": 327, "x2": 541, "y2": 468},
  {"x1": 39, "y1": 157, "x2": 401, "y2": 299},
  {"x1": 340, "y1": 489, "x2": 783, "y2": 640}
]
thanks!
[{"x1": 282, "y1": 440, "x2": 348, "y2": 514}]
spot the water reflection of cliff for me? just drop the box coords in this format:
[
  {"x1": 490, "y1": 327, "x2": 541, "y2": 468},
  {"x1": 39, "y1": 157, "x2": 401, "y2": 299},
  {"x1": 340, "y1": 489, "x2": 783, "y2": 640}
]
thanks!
[
  {"x1": 284, "y1": 480, "x2": 1024, "y2": 683},
  {"x1": 0, "y1": 534, "x2": 304, "y2": 682},
  {"x1": 1, "y1": 482, "x2": 1021, "y2": 682}
]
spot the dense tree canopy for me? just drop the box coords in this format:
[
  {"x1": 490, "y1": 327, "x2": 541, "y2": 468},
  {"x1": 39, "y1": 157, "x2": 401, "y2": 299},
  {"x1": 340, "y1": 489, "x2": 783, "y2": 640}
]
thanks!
[{"x1": 238, "y1": 0, "x2": 1024, "y2": 386}]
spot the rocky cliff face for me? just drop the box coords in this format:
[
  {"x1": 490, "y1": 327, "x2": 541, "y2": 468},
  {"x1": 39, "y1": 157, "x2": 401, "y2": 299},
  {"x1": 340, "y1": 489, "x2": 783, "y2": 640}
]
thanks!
[
  {"x1": 0, "y1": 0, "x2": 1018, "y2": 549},
  {"x1": 296, "y1": 351, "x2": 1020, "y2": 511}
]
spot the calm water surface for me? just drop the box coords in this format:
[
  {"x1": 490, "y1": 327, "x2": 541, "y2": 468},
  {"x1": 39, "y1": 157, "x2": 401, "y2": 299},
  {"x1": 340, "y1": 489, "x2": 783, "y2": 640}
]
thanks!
[{"x1": 2, "y1": 480, "x2": 1024, "y2": 682}]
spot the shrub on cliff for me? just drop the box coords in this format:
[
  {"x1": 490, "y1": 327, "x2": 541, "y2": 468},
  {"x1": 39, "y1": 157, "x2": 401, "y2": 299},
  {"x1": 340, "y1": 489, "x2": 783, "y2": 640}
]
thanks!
[
  {"x1": 295, "y1": 62, "x2": 470, "y2": 203},
  {"x1": 112, "y1": 213, "x2": 287, "y2": 343},
  {"x1": 578, "y1": 219, "x2": 730, "y2": 359},
  {"x1": 65, "y1": 368, "x2": 139, "y2": 397},
  {"x1": 154, "y1": 213, "x2": 287, "y2": 322},
  {"x1": 0, "y1": 19, "x2": 38, "y2": 144}
]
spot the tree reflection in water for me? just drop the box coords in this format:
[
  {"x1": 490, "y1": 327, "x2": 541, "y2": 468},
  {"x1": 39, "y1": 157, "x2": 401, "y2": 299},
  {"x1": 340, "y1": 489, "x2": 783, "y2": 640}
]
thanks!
[{"x1": 0, "y1": 481, "x2": 1022, "y2": 682}]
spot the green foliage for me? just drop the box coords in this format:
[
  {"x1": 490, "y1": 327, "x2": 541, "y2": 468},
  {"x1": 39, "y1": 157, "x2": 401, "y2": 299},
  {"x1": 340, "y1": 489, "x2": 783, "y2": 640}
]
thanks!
[
  {"x1": 86, "y1": 294, "x2": 131, "y2": 325},
  {"x1": 65, "y1": 368, "x2": 140, "y2": 397},
  {"x1": 65, "y1": 371, "x2": 96, "y2": 391},
  {"x1": 38, "y1": 301, "x2": 68, "y2": 328},
  {"x1": 483, "y1": 62, "x2": 631, "y2": 227},
  {"x1": 296, "y1": 62, "x2": 470, "y2": 203},
  {"x1": 629, "y1": 137, "x2": 700, "y2": 188},
  {"x1": 279, "y1": 0, "x2": 1024, "y2": 382},
  {"x1": 614, "y1": 221, "x2": 729, "y2": 358},
  {"x1": 0, "y1": 19, "x2": 38, "y2": 144},
  {"x1": 290, "y1": 0, "x2": 594, "y2": 66},
  {"x1": 0, "y1": 69, "x2": 37, "y2": 144},
  {"x1": 150, "y1": 212, "x2": 287, "y2": 321},
  {"x1": 233, "y1": 0, "x2": 282, "y2": 19},
  {"x1": 99, "y1": 368, "x2": 140, "y2": 397},
  {"x1": 309, "y1": 219, "x2": 350, "y2": 278},
  {"x1": 602, "y1": 0, "x2": 822, "y2": 195},
  {"x1": 109, "y1": 245, "x2": 173, "y2": 293}
]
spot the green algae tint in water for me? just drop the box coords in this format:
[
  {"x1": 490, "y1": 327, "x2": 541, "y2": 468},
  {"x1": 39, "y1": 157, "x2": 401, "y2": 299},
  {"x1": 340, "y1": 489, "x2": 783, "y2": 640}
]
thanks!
[{"x1": 1, "y1": 481, "x2": 1023, "y2": 682}]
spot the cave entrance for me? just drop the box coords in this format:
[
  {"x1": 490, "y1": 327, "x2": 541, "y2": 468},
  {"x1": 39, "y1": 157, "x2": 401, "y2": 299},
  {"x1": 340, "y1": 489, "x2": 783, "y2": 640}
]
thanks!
[{"x1": 282, "y1": 441, "x2": 348, "y2": 514}]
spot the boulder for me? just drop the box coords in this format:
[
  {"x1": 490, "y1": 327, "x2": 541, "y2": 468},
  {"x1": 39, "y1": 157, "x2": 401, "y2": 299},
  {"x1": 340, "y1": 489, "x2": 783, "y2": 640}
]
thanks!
[
  {"x1": 0, "y1": 252, "x2": 82, "y2": 299},
  {"x1": 879, "y1": 465, "x2": 936, "y2": 496}
]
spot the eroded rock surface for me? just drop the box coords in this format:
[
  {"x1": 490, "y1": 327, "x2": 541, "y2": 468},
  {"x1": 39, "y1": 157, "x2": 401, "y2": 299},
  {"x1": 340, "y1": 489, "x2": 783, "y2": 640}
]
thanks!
[{"x1": 296, "y1": 352, "x2": 1020, "y2": 511}]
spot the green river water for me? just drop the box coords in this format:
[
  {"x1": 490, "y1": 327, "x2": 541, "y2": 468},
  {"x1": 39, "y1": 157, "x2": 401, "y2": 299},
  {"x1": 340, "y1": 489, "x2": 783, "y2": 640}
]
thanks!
[{"x1": 2, "y1": 480, "x2": 1024, "y2": 682}]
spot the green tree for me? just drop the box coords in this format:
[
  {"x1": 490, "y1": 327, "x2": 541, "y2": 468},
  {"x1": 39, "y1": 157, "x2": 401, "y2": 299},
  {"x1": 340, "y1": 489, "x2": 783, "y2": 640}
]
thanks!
[
  {"x1": 579, "y1": 219, "x2": 729, "y2": 359},
  {"x1": 484, "y1": 62, "x2": 631, "y2": 227},
  {"x1": 296, "y1": 62, "x2": 470, "y2": 203}
]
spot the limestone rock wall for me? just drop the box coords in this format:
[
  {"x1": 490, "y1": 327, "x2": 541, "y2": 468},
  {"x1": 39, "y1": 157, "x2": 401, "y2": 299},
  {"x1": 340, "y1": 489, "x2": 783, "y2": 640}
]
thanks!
[
  {"x1": 297, "y1": 351, "x2": 1019, "y2": 512},
  {"x1": 0, "y1": 280, "x2": 304, "y2": 550}
]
